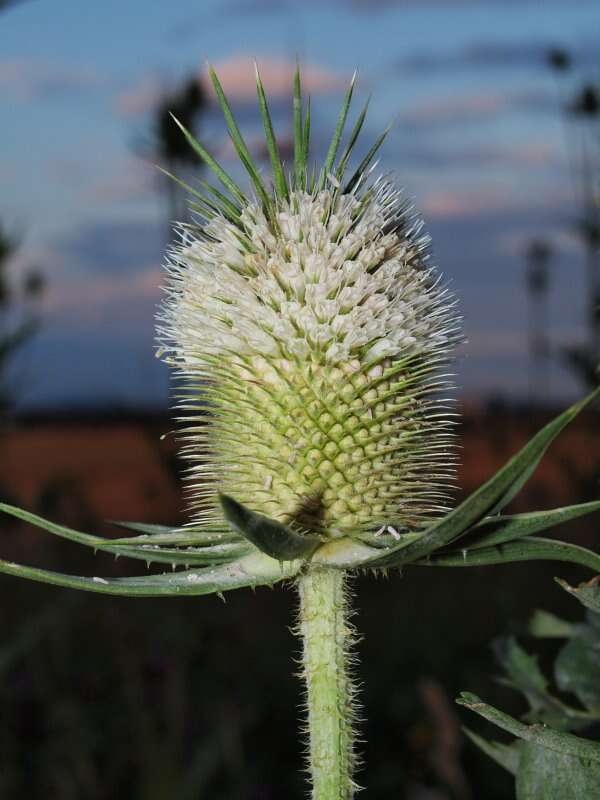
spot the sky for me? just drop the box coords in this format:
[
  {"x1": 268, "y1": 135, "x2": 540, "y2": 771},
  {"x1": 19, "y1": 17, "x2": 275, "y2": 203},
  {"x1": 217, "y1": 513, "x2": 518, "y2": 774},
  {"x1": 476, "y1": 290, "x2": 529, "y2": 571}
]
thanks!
[{"x1": 1, "y1": 0, "x2": 599, "y2": 411}]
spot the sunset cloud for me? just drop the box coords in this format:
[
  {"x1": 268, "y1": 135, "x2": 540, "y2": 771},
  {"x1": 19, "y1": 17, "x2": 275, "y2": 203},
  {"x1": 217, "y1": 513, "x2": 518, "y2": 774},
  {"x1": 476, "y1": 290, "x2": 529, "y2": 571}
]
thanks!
[
  {"x1": 0, "y1": 58, "x2": 103, "y2": 101},
  {"x1": 201, "y1": 55, "x2": 346, "y2": 102},
  {"x1": 115, "y1": 55, "x2": 345, "y2": 118},
  {"x1": 402, "y1": 89, "x2": 553, "y2": 127},
  {"x1": 115, "y1": 74, "x2": 167, "y2": 116}
]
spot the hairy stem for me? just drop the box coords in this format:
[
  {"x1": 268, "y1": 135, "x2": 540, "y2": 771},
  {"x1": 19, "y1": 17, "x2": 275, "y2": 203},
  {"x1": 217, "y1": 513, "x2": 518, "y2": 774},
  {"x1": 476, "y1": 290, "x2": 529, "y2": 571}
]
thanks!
[{"x1": 297, "y1": 567, "x2": 357, "y2": 799}]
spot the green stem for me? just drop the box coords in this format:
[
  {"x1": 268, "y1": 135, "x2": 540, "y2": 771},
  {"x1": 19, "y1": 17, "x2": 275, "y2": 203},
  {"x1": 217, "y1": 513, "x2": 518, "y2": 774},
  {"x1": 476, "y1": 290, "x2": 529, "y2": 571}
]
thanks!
[{"x1": 297, "y1": 567, "x2": 357, "y2": 800}]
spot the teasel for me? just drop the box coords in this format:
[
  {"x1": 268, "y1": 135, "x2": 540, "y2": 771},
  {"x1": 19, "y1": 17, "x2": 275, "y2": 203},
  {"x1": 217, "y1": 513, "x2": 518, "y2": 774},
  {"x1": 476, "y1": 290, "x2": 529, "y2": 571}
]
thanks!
[{"x1": 1, "y1": 66, "x2": 600, "y2": 800}]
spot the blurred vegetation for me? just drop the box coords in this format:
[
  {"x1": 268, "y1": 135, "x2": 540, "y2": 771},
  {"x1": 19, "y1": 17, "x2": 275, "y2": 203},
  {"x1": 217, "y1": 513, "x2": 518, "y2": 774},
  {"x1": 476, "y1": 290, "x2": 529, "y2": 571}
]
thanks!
[
  {"x1": 0, "y1": 222, "x2": 44, "y2": 418},
  {"x1": 525, "y1": 47, "x2": 600, "y2": 395},
  {"x1": 460, "y1": 579, "x2": 600, "y2": 798}
]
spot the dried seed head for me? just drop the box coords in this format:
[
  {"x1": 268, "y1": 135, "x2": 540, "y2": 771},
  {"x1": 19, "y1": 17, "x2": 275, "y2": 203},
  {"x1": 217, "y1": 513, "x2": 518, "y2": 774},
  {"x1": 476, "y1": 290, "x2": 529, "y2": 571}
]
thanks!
[{"x1": 158, "y1": 70, "x2": 461, "y2": 541}]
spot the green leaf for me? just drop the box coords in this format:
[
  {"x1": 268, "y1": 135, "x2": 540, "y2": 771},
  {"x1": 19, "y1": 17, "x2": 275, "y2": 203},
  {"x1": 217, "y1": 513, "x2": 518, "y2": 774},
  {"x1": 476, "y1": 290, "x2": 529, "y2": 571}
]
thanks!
[
  {"x1": 0, "y1": 552, "x2": 300, "y2": 597},
  {"x1": 463, "y1": 727, "x2": 520, "y2": 776},
  {"x1": 495, "y1": 637, "x2": 551, "y2": 715},
  {"x1": 0, "y1": 503, "x2": 248, "y2": 567},
  {"x1": 469, "y1": 501, "x2": 600, "y2": 549},
  {"x1": 460, "y1": 696, "x2": 600, "y2": 797},
  {"x1": 111, "y1": 521, "x2": 239, "y2": 545},
  {"x1": 303, "y1": 96, "x2": 311, "y2": 177},
  {"x1": 111, "y1": 521, "x2": 191, "y2": 536},
  {"x1": 220, "y1": 494, "x2": 320, "y2": 560},
  {"x1": 344, "y1": 124, "x2": 391, "y2": 193},
  {"x1": 456, "y1": 693, "x2": 600, "y2": 763},
  {"x1": 293, "y1": 63, "x2": 304, "y2": 189},
  {"x1": 336, "y1": 96, "x2": 370, "y2": 181},
  {"x1": 255, "y1": 64, "x2": 288, "y2": 202},
  {"x1": 556, "y1": 576, "x2": 600, "y2": 612},
  {"x1": 157, "y1": 166, "x2": 243, "y2": 227},
  {"x1": 529, "y1": 610, "x2": 574, "y2": 639},
  {"x1": 208, "y1": 66, "x2": 273, "y2": 216},
  {"x1": 363, "y1": 389, "x2": 599, "y2": 570},
  {"x1": 516, "y1": 741, "x2": 600, "y2": 800},
  {"x1": 170, "y1": 115, "x2": 246, "y2": 206},
  {"x1": 415, "y1": 537, "x2": 600, "y2": 573},
  {"x1": 317, "y1": 72, "x2": 356, "y2": 191},
  {"x1": 555, "y1": 627, "x2": 600, "y2": 713}
]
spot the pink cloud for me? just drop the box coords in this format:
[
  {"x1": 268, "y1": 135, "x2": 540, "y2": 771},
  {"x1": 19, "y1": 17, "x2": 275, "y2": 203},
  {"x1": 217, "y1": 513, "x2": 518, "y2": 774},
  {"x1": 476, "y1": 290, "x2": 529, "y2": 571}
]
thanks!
[
  {"x1": 404, "y1": 93, "x2": 508, "y2": 126},
  {"x1": 420, "y1": 180, "x2": 571, "y2": 220},
  {"x1": 115, "y1": 75, "x2": 167, "y2": 117},
  {"x1": 201, "y1": 55, "x2": 347, "y2": 102},
  {"x1": 41, "y1": 266, "x2": 163, "y2": 327},
  {"x1": 116, "y1": 56, "x2": 345, "y2": 118},
  {"x1": 506, "y1": 142, "x2": 557, "y2": 165},
  {"x1": 403, "y1": 89, "x2": 553, "y2": 127},
  {"x1": 0, "y1": 58, "x2": 102, "y2": 100},
  {"x1": 88, "y1": 160, "x2": 157, "y2": 203},
  {"x1": 420, "y1": 188, "x2": 512, "y2": 218}
]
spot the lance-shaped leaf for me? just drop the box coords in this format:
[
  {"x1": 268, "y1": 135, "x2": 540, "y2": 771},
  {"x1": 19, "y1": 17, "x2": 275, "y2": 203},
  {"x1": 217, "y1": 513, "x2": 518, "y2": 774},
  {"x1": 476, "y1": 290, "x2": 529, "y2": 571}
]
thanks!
[
  {"x1": 344, "y1": 123, "x2": 391, "y2": 193},
  {"x1": 528, "y1": 610, "x2": 574, "y2": 639},
  {"x1": 456, "y1": 693, "x2": 600, "y2": 763},
  {"x1": 220, "y1": 494, "x2": 320, "y2": 560},
  {"x1": 463, "y1": 728, "x2": 520, "y2": 776},
  {"x1": 111, "y1": 521, "x2": 242, "y2": 546},
  {"x1": 414, "y1": 537, "x2": 600, "y2": 572},
  {"x1": 554, "y1": 624, "x2": 600, "y2": 714},
  {"x1": 494, "y1": 636, "x2": 595, "y2": 728},
  {"x1": 255, "y1": 64, "x2": 288, "y2": 202},
  {"x1": 0, "y1": 552, "x2": 300, "y2": 597},
  {"x1": 317, "y1": 71, "x2": 356, "y2": 191},
  {"x1": 170, "y1": 115, "x2": 246, "y2": 205},
  {"x1": 292, "y1": 63, "x2": 304, "y2": 189},
  {"x1": 336, "y1": 96, "x2": 370, "y2": 181},
  {"x1": 0, "y1": 504, "x2": 249, "y2": 568},
  {"x1": 517, "y1": 740, "x2": 600, "y2": 800},
  {"x1": 457, "y1": 693, "x2": 600, "y2": 800},
  {"x1": 208, "y1": 66, "x2": 273, "y2": 216},
  {"x1": 467, "y1": 501, "x2": 600, "y2": 550},
  {"x1": 361, "y1": 387, "x2": 599, "y2": 570},
  {"x1": 556, "y1": 576, "x2": 600, "y2": 613}
]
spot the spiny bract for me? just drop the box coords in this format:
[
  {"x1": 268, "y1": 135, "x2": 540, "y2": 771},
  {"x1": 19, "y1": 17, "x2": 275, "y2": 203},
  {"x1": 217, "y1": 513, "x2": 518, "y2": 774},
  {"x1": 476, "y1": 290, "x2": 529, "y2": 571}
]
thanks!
[{"x1": 158, "y1": 67, "x2": 461, "y2": 542}]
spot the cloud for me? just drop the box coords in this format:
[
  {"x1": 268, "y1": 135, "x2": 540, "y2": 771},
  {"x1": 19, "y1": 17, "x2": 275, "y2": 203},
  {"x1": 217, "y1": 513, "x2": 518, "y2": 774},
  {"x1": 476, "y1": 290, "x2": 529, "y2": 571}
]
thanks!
[
  {"x1": 41, "y1": 266, "x2": 162, "y2": 326},
  {"x1": 115, "y1": 74, "x2": 168, "y2": 117},
  {"x1": 419, "y1": 181, "x2": 572, "y2": 221},
  {"x1": 398, "y1": 35, "x2": 600, "y2": 74},
  {"x1": 401, "y1": 89, "x2": 553, "y2": 128},
  {"x1": 420, "y1": 188, "x2": 513, "y2": 219},
  {"x1": 201, "y1": 55, "x2": 346, "y2": 102},
  {"x1": 400, "y1": 140, "x2": 560, "y2": 170},
  {"x1": 30, "y1": 220, "x2": 164, "y2": 328},
  {"x1": 224, "y1": 0, "x2": 537, "y2": 12},
  {"x1": 346, "y1": 0, "x2": 594, "y2": 10},
  {"x1": 115, "y1": 55, "x2": 345, "y2": 118},
  {"x1": 87, "y1": 161, "x2": 157, "y2": 203},
  {"x1": 399, "y1": 39, "x2": 554, "y2": 73},
  {"x1": 0, "y1": 58, "x2": 103, "y2": 101},
  {"x1": 52, "y1": 219, "x2": 163, "y2": 276}
]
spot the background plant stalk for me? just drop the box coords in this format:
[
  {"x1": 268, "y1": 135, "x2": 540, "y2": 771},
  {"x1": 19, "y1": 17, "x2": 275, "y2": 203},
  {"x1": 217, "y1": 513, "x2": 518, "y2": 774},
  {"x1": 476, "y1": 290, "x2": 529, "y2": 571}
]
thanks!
[{"x1": 297, "y1": 567, "x2": 357, "y2": 799}]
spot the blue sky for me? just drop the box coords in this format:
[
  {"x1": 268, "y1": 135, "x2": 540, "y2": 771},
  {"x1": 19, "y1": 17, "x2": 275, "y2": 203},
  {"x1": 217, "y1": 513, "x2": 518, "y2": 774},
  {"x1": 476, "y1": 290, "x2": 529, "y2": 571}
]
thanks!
[{"x1": 1, "y1": 0, "x2": 599, "y2": 410}]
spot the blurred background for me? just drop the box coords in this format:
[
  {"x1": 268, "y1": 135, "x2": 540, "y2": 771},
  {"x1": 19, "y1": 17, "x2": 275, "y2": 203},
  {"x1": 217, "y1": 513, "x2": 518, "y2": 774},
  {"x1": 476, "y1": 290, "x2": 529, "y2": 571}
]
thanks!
[{"x1": 1, "y1": 0, "x2": 599, "y2": 797}]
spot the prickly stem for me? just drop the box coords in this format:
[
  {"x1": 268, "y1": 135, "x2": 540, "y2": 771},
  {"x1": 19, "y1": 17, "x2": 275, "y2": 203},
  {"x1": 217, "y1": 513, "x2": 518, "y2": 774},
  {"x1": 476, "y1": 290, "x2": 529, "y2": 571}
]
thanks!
[{"x1": 297, "y1": 568, "x2": 358, "y2": 799}]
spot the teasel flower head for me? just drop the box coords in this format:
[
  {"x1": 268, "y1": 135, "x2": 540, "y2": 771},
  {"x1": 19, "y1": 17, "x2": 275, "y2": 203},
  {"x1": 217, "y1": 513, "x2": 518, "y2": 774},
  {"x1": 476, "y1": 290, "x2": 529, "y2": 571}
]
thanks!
[{"x1": 157, "y1": 66, "x2": 462, "y2": 549}]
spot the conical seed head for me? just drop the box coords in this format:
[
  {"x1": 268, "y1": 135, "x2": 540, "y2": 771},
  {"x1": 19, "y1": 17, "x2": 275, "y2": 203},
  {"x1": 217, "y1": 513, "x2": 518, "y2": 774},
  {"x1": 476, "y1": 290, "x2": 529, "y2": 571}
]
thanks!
[{"x1": 160, "y1": 184, "x2": 461, "y2": 539}]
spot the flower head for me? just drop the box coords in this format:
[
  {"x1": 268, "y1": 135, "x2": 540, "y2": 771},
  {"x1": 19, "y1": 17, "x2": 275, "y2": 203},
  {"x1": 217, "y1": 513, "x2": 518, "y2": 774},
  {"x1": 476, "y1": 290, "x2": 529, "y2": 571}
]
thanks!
[{"x1": 158, "y1": 67, "x2": 461, "y2": 543}]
